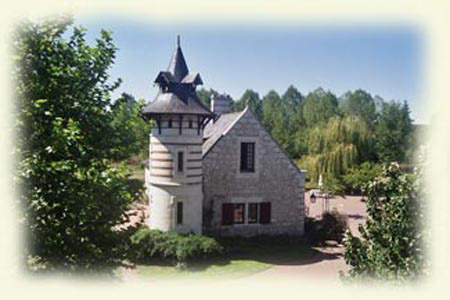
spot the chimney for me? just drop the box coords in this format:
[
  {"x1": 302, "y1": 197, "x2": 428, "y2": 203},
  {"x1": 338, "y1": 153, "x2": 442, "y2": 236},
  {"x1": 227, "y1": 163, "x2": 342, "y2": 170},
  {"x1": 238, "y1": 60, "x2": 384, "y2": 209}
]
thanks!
[{"x1": 210, "y1": 92, "x2": 232, "y2": 116}]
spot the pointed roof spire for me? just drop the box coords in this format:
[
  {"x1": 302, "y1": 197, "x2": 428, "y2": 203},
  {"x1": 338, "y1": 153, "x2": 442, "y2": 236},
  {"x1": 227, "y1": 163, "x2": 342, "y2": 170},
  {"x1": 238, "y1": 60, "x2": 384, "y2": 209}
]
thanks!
[{"x1": 167, "y1": 35, "x2": 189, "y2": 82}]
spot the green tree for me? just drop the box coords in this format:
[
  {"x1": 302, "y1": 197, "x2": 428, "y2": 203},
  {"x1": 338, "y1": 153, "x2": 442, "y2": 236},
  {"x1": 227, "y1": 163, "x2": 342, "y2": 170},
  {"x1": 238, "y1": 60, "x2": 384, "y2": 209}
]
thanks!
[
  {"x1": 301, "y1": 88, "x2": 339, "y2": 128},
  {"x1": 233, "y1": 89, "x2": 262, "y2": 119},
  {"x1": 110, "y1": 93, "x2": 153, "y2": 159},
  {"x1": 339, "y1": 89, "x2": 377, "y2": 129},
  {"x1": 375, "y1": 100, "x2": 413, "y2": 163},
  {"x1": 14, "y1": 16, "x2": 137, "y2": 273},
  {"x1": 197, "y1": 88, "x2": 216, "y2": 108},
  {"x1": 342, "y1": 162, "x2": 426, "y2": 281},
  {"x1": 299, "y1": 115, "x2": 371, "y2": 182}
]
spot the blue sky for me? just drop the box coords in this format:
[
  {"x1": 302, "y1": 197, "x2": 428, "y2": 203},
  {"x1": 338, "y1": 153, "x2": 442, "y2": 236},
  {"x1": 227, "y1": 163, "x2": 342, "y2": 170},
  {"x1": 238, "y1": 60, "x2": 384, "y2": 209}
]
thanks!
[{"x1": 76, "y1": 16, "x2": 426, "y2": 124}]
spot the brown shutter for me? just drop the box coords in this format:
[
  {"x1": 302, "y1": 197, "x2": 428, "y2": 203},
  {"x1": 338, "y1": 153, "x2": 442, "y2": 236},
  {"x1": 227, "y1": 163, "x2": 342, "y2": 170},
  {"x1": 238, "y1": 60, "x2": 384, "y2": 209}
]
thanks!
[
  {"x1": 222, "y1": 203, "x2": 234, "y2": 225},
  {"x1": 259, "y1": 202, "x2": 271, "y2": 224}
]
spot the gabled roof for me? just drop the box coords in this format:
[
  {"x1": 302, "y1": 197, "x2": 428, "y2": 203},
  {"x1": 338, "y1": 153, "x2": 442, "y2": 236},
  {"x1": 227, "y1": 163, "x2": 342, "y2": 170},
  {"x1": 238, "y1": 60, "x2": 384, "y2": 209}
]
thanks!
[
  {"x1": 203, "y1": 110, "x2": 244, "y2": 156},
  {"x1": 202, "y1": 106, "x2": 305, "y2": 175}
]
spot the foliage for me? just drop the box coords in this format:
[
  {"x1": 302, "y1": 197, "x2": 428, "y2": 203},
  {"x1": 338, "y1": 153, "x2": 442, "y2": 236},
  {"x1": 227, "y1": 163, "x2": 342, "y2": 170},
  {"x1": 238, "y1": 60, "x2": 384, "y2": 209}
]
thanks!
[
  {"x1": 341, "y1": 162, "x2": 383, "y2": 195},
  {"x1": 375, "y1": 101, "x2": 413, "y2": 163},
  {"x1": 301, "y1": 88, "x2": 339, "y2": 128},
  {"x1": 129, "y1": 228, "x2": 223, "y2": 267},
  {"x1": 339, "y1": 89, "x2": 377, "y2": 129},
  {"x1": 232, "y1": 89, "x2": 263, "y2": 119},
  {"x1": 197, "y1": 88, "x2": 216, "y2": 108},
  {"x1": 110, "y1": 93, "x2": 153, "y2": 159},
  {"x1": 299, "y1": 115, "x2": 372, "y2": 182},
  {"x1": 14, "y1": 16, "x2": 138, "y2": 273},
  {"x1": 305, "y1": 210, "x2": 348, "y2": 244},
  {"x1": 342, "y1": 162, "x2": 426, "y2": 282}
]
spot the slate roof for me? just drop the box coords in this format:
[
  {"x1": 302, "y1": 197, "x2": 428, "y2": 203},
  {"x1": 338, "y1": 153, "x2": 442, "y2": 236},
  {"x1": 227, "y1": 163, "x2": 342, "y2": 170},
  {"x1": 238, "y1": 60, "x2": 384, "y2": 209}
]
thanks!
[
  {"x1": 202, "y1": 110, "x2": 244, "y2": 156},
  {"x1": 143, "y1": 36, "x2": 213, "y2": 118},
  {"x1": 167, "y1": 39, "x2": 189, "y2": 82}
]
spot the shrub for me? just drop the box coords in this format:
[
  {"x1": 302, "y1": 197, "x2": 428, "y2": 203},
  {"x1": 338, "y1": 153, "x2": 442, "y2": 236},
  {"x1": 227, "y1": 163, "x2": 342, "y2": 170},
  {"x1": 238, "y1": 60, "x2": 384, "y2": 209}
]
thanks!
[
  {"x1": 129, "y1": 228, "x2": 223, "y2": 267},
  {"x1": 341, "y1": 162, "x2": 382, "y2": 195},
  {"x1": 305, "y1": 211, "x2": 348, "y2": 244},
  {"x1": 342, "y1": 162, "x2": 427, "y2": 281}
]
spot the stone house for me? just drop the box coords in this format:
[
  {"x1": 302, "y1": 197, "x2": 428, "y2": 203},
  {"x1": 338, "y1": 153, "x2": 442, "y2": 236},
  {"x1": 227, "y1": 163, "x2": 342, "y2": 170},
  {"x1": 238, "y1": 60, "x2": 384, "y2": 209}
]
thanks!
[{"x1": 143, "y1": 37, "x2": 306, "y2": 236}]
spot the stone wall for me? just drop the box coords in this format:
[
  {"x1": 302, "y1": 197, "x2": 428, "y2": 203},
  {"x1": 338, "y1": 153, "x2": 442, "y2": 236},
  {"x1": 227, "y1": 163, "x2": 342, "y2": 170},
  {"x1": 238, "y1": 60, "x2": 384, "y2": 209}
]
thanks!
[{"x1": 202, "y1": 108, "x2": 306, "y2": 236}]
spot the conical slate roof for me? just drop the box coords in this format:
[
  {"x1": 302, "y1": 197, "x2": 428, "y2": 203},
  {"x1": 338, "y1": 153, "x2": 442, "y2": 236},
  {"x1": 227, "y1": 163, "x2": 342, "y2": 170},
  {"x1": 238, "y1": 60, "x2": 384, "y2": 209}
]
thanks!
[
  {"x1": 167, "y1": 36, "x2": 189, "y2": 82},
  {"x1": 143, "y1": 36, "x2": 213, "y2": 118}
]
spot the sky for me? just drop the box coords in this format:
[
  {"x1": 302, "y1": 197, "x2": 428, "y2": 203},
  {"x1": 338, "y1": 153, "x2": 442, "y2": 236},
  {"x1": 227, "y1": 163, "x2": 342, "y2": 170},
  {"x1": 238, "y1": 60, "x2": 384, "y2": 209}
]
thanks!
[{"x1": 76, "y1": 16, "x2": 426, "y2": 124}]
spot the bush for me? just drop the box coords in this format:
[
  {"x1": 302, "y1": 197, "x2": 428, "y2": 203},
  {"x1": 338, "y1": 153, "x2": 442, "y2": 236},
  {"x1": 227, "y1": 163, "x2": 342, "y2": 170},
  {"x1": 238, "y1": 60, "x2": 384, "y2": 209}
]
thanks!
[
  {"x1": 128, "y1": 228, "x2": 223, "y2": 267},
  {"x1": 305, "y1": 211, "x2": 348, "y2": 244},
  {"x1": 341, "y1": 162, "x2": 382, "y2": 195}
]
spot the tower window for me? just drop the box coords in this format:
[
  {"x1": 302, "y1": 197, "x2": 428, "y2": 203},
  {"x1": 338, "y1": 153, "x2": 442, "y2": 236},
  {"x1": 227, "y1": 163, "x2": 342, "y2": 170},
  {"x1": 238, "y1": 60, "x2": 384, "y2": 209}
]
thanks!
[
  {"x1": 177, "y1": 151, "x2": 184, "y2": 173},
  {"x1": 177, "y1": 202, "x2": 183, "y2": 225},
  {"x1": 240, "y1": 142, "x2": 255, "y2": 172},
  {"x1": 168, "y1": 119, "x2": 173, "y2": 128}
]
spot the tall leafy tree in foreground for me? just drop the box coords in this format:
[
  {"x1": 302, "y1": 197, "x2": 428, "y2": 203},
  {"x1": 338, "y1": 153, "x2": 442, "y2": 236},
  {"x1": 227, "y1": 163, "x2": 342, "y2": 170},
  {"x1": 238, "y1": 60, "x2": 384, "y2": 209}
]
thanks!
[
  {"x1": 342, "y1": 160, "x2": 427, "y2": 282},
  {"x1": 14, "y1": 16, "x2": 137, "y2": 273}
]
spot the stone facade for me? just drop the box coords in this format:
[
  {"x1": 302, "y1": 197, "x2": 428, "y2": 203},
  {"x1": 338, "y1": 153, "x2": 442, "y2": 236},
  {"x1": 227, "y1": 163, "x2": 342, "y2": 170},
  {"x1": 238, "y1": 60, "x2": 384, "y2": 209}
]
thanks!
[{"x1": 202, "y1": 107, "x2": 306, "y2": 236}]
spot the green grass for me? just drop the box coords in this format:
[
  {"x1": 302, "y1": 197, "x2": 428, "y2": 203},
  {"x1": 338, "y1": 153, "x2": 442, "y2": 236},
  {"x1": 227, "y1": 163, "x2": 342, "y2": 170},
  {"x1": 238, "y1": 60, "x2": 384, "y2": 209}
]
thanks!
[
  {"x1": 135, "y1": 259, "x2": 272, "y2": 280},
  {"x1": 127, "y1": 236, "x2": 319, "y2": 281}
]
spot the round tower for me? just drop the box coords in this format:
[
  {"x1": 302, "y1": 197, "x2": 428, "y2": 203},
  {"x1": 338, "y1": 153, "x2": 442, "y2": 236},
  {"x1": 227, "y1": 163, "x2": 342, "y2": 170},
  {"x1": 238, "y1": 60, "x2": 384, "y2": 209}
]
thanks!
[{"x1": 142, "y1": 36, "x2": 213, "y2": 235}]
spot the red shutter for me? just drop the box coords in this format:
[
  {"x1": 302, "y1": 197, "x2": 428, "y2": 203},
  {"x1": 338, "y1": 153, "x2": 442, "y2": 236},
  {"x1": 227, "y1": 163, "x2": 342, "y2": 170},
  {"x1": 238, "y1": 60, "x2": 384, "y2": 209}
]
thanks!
[
  {"x1": 259, "y1": 202, "x2": 271, "y2": 224},
  {"x1": 222, "y1": 203, "x2": 234, "y2": 225}
]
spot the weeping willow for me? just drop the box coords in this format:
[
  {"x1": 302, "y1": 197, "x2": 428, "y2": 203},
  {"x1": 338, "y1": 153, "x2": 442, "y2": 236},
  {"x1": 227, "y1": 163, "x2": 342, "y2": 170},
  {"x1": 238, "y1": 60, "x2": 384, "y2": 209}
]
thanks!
[{"x1": 299, "y1": 116, "x2": 371, "y2": 181}]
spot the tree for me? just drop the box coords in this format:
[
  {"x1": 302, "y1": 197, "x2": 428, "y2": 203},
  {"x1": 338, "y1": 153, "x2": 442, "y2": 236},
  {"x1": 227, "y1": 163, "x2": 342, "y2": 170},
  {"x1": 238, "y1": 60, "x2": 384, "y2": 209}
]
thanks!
[
  {"x1": 342, "y1": 162, "x2": 427, "y2": 281},
  {"x1": 301, "y1": 88, "x2": 339, "y2": 128},
  {"x1": 339, "y1": 89, "x2": 376, "y2": 129},
  {"x1": 14, "y1": 16, "x2": 138, "y2": 273},
  {"x1": 375, "y1": 100, "x2": 413, "y2": 163},
  {"x1": 197, "y1": 88, "x2": 216, "y2": 108},
  {"x1": 233, "y1": 89, "x2": 263, "y2": 119},
  {"x1": 299, "y1": 115, "x2": 371, "y2": 182},
  {"x1": 110, "y1": 93, "x2": 153, "y2": 159}
]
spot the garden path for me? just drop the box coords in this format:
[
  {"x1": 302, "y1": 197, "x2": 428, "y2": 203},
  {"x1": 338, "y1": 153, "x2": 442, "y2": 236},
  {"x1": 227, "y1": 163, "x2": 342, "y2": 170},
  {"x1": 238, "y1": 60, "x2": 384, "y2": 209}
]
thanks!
[{"x1": 245, "y1": 193, "x2": 367, "y2": 282}]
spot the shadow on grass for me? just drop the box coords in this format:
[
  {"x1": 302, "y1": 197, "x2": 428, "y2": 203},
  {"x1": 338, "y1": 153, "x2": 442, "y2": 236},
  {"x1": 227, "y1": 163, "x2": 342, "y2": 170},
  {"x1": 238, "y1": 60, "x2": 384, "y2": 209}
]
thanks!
[
  {"x1": 216, "y1": 236, "x2": 342, "y2": 267},
  {"x1": 169, "y1": 236, "x2": 343, "y2": 272}
]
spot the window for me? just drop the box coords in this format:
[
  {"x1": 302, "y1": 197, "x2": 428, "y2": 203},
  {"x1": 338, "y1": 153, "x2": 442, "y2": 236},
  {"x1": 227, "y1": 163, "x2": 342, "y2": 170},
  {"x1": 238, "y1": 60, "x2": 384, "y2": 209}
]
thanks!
[
  {"x1": 188, "y1": 120, "x2": 193, "y2": 128},
  {"x1": 222, "y1": 203, "x2": 245, "y2": 225},
  {"x1": 177, "y1": 202, "x2": 183, "y2": 225},
  {"x1": 222, "y1": 202, "x2": 271, "y2": 225},
  {"x1": 168, "y1": 119, "x2": 173, "y2": 128},
  {"x1": 177, "y1": 151, "x2": 184, "y2": 173},
  {"x1": 233, "y1": 204, "x2": 245, "y2": 224},
  {"x1": 247, "y1": 203, "x2": 258, "y2": 224},
  {"x1": 240, "y1": 142, "x2": 255, "y2": 172}
]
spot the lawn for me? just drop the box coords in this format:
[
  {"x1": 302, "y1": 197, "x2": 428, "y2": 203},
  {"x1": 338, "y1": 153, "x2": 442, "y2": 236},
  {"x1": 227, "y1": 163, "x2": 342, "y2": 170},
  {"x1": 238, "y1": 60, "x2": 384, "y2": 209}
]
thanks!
[
  {"x1": 125, "y1": 236, "x2": 319, "y2": 281},
  {"x1": 135, "y1": 259, "x2": 272, "y2": 280}
]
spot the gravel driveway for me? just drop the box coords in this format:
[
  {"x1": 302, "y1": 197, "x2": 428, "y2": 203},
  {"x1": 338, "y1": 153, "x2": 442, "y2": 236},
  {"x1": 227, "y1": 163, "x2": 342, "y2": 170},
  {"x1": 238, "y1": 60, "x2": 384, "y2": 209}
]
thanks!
[{"x1": 247, "y1": 192, "x2": 367, "y2": 281}]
